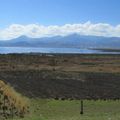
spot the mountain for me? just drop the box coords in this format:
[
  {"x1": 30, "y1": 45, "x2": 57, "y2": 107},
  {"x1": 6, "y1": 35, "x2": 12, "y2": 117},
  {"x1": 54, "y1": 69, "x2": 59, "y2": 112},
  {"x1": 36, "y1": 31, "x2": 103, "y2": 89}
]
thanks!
[{"x1": 0, "y1": 34, "x2": 120, "y2": 49}]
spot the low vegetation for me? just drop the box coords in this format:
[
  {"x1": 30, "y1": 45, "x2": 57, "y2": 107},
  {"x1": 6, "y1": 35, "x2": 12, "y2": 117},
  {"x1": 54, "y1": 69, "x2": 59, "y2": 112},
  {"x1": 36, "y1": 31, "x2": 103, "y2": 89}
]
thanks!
[
  {"x1": 11, "y1": 99, "x2": 120, "y2": 120},
  {"x1": 0, "y1": 80, "x2": 29, "y2": 119},
  {"x1": 0, "y1": 54, "x2": 120, "y2": 119}
]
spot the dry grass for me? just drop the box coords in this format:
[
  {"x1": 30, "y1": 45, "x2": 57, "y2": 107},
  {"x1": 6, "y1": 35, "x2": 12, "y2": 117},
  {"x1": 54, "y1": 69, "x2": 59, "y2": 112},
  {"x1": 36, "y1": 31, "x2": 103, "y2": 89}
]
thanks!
[
  {"x1": 0, "y1": 80, "x2": 29, "y2": 119},
  {"x1": 0, "y1": 54, "x2": 120, "y2": 73}
]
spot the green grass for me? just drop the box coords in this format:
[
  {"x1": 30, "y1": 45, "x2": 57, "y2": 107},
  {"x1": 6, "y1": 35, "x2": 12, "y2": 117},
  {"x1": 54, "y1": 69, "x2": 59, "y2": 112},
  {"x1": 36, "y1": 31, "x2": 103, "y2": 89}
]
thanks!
[
  {"x1": 80, "y1": 62, "x2": 97, "y2": 66},
  {"x1": 11, "y1": 99, "x2": 120, "y2": 120}
]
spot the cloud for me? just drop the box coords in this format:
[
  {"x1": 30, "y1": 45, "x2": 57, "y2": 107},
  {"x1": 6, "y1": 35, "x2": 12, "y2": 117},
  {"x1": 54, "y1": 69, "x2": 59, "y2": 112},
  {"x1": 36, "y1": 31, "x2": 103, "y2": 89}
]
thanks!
[{"x1": 0, "y1": 21, "x2": 120, "y2": 40}]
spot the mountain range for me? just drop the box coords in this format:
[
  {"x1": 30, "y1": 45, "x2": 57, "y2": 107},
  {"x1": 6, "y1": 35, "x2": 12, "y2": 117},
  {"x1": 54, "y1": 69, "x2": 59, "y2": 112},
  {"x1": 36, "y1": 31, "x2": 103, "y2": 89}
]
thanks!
[{"x1": 0, "y1": 34, "x2": 120, "y2": 49}]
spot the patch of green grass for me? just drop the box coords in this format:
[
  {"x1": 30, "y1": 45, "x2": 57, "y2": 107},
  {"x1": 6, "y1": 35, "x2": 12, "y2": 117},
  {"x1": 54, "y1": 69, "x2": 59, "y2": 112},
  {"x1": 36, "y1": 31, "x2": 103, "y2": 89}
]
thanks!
[
  {"x1": 80, "y1": 62, "x2": 96, "y2": 66},
  {"x1": 11, "y1": 99, "x2": 120, "y2": 120}
]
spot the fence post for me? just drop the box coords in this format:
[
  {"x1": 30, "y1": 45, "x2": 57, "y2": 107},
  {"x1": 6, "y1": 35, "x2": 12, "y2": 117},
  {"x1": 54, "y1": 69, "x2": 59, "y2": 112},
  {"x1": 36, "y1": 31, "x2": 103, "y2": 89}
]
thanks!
[{"x1": 80, "y1": 100, "x2": 84, "y2": 115}]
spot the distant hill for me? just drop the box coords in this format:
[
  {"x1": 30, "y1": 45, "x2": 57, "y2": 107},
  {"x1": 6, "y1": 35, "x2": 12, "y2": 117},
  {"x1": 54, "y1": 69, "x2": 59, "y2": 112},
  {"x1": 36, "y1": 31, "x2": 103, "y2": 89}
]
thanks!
[{"x1": 0, "y1": 34, "x2": 120, "y2": 49}]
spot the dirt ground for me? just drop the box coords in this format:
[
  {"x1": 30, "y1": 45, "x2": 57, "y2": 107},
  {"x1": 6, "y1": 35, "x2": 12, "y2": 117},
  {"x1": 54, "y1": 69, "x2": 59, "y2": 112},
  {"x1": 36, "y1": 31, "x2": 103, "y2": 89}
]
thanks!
[{"x1": 0, "y1": 54, "x2": 120, "y2": 99}]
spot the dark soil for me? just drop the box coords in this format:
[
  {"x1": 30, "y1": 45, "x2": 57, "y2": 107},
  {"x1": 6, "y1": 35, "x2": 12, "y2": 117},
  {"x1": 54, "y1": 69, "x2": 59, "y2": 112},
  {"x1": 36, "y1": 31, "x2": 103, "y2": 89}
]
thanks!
[
  {"x1": 0, "y1": 70, "x2": 120, "y2": 100},
  {"x1": 0, "y1": 54, "x2": 120, "y2": 100}
]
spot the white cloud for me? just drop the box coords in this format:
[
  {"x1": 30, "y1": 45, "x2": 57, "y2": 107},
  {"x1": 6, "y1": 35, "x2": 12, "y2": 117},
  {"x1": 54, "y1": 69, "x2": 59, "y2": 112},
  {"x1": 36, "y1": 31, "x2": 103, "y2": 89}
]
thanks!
[{"x1": 0, "y1": 21, "x2": 120, "y2": 40}]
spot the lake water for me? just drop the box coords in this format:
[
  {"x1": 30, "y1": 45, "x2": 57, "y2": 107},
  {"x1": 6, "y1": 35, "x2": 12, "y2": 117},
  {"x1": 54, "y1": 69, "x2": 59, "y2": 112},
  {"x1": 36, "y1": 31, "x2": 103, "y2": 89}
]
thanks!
[{"x1": 0, "y1": 47, "x2": 120, "y2": 54}]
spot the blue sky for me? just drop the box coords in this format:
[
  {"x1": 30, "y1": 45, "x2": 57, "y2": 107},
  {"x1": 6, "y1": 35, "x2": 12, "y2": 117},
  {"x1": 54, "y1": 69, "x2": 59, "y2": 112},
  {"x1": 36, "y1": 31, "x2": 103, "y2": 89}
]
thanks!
[
  {"x1": 0, "y1": 0, "x2": 120, "y2": 40},
  {"x1": 0, "y1": 0, "x2": 120, "y2": 28}
]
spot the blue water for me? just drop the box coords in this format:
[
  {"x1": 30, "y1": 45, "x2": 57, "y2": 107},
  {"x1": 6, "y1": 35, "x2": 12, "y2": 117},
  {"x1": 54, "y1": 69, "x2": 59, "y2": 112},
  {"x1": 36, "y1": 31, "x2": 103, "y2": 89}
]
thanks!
[{"x1": 0, "y1": 47, "x2": 120, "y2": 54}]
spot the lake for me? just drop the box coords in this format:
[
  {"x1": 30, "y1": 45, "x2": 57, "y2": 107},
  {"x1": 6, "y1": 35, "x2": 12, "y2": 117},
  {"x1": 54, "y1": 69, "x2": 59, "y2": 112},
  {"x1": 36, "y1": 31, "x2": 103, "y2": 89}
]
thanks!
[{"x1": 0, "y1": 47, "x2": 120, "y2": 54}]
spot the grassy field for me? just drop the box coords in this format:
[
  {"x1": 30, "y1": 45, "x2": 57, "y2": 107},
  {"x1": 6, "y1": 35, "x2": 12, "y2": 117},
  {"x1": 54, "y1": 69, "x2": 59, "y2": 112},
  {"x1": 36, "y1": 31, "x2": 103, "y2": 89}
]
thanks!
[
  {"x1": 0, "y1": 54, "x2": 120, "y2": 73},
  {"x1": 10, "y1": 99, "x2": 120, "y2": 120},
  {"x1": 0, "y1": 54, "x2": 120, "y2": 120}
]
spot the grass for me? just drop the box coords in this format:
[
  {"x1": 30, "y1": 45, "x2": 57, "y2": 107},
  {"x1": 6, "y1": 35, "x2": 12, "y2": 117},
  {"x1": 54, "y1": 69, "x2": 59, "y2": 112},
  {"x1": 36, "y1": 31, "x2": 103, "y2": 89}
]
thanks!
[
  {"x1": 80, "y1": 62, "x2": 96, "y2": 66},
  {"x1": 10, "y1": 99, "x2": 120, "y2": 120},
  {"x1": 0, "y1": 80, "x2": 29, "y2": 119},
  {"x1": 0, "y1": 54, "x2": 120, "y2": 73}
]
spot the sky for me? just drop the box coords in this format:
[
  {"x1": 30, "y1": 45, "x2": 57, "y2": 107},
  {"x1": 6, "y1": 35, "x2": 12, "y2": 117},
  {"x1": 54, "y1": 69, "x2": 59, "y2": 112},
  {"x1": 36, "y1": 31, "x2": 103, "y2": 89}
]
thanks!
[{"x1": 0, "y1": 0, "x2": 120, "y2": 40}]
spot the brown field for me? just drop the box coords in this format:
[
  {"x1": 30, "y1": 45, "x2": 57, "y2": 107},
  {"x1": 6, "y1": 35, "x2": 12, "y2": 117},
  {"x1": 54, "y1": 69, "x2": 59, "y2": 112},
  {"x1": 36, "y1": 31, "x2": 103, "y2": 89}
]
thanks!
[
  {"x1": 0, "y1": 54, "x2": 120, "y2": 99},
  {"x1": 0, "y1": 54, "x2": 120, "y2": 73}
]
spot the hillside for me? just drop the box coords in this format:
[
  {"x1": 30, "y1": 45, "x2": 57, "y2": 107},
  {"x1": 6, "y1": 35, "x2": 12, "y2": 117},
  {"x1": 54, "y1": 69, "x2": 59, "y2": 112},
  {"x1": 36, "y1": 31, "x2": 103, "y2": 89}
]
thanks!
[{"x1": 0, "y1": 54, "x2": 120, "y2": 99}]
